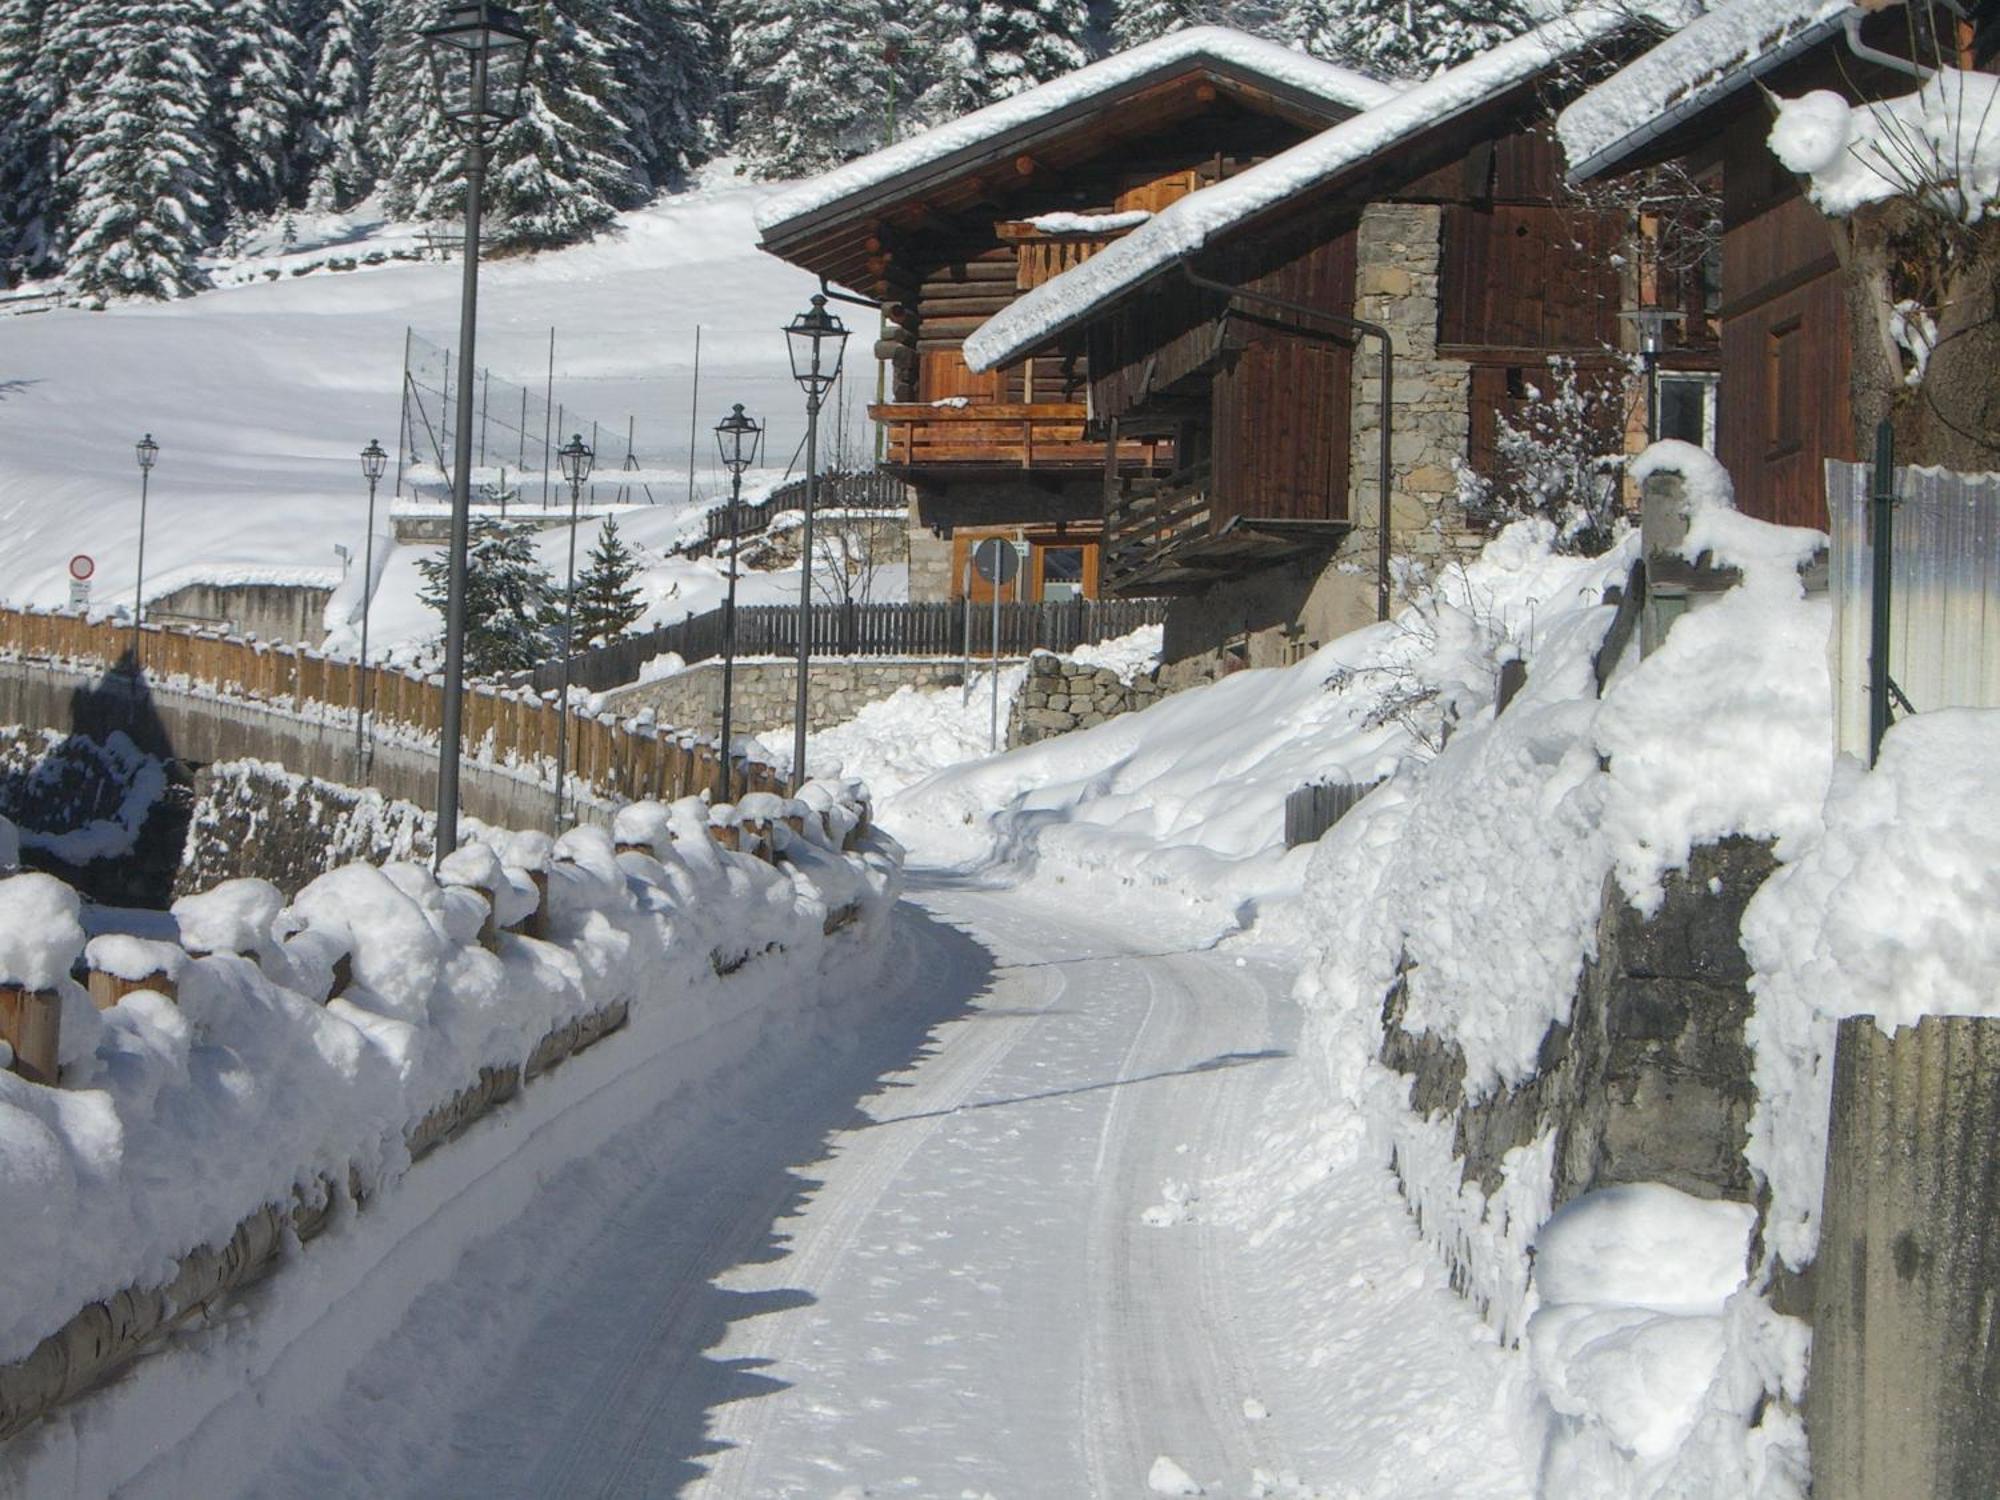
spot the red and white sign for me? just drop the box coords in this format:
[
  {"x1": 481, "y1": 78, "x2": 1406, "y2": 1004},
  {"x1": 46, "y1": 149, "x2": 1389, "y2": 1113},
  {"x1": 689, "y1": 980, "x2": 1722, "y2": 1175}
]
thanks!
[{"x1": 68, "y1": 554, "x2": 94, "y2": 582}]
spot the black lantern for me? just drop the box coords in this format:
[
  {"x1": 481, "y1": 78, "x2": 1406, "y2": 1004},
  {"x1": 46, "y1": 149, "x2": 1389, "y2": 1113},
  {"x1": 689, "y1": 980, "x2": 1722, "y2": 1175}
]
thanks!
[
  {"x1": 360, "y1": 438, "x2": 388, "y2": 482},
  {"x1": 135, "y1": 433, "x2": 158, "y2": 472},
  {"x1": 559, "y1": 432, "x2": 594, "y2": 487},
  {"x1": 714, "y1": 404, "x2": 764, "y2": 476},
  {"x1": 784, "y1": 294, "x2": 849, "y2": 404},
  {"x1": 424, "y1": 1, "x2": 536, "y2": 137}
]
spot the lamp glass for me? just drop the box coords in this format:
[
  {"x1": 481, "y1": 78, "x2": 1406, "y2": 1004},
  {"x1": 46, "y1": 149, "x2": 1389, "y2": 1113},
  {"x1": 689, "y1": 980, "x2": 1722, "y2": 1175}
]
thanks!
[
  {"x1": 424, "y1": 1, "x2": 535, "y2": 130},
  {"x1": 361, "y1": 439, "x2": 389, "y2": 482},
  {"x1": 714, "y1": 405, "x2": 763, "y2": 475},
  {"x1": 785, "y1": 295, "x2": 849, "y2": 399},
  {"x1": 135, "y1": 434, "x2": 158, "y2": 471},
  {"x1": 559, "y1": 433, "x2": 594, "y2": 486}
]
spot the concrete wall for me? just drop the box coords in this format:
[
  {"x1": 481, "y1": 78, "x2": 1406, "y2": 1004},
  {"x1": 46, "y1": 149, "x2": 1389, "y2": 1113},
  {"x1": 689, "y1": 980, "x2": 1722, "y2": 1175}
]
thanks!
[
  {"x1": 148, "y1": 583, "x2": 334, "y2": 649},
  {"x1": 0, "y1": 657, "x2": 594, "y2": 839},
  {"x1": 603, "y1": 657, "x2": 969, "y2": 738}
]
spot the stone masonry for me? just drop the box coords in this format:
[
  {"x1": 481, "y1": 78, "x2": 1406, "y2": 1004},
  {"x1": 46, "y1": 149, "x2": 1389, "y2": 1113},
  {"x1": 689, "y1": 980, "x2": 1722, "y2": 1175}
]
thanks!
[
  {"x1": 604, "y1": 657, "x2": 968, "y2": 739},
  {"x1": 1007, "y1": 652, "x2": 1162, "y2": 746}
]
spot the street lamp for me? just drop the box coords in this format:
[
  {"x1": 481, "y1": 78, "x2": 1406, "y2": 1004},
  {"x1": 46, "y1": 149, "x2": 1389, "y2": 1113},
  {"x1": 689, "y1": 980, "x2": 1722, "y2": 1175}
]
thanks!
[
  {"x1": 355, "y1": 438, "x2": 388, "y2": 780},
  {"x1": 424, "y1": 0, "x2": 536, "y2": 861},
  {"x1": 131, "y1": 433, "x2": 158, "y2": 666},
  {"x1": 782, "y1": 294, "x2": 848, "y2": 786},
  {"x1": 1619, "y1": 305, "x2": 1686, "y2": 445},
  {"x1": 552, "y1": 431, "x2": 594, "y2": 829},
  {"x1": 713, "y1": 403, "x2": 764, "y2": 803}
]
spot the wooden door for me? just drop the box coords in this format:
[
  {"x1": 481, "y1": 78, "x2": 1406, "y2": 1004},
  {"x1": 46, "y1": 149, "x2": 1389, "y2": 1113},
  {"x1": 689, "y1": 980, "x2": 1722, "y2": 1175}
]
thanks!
[{"x1": 919, "y1": 349, "x2": 1005, "y2": 404}]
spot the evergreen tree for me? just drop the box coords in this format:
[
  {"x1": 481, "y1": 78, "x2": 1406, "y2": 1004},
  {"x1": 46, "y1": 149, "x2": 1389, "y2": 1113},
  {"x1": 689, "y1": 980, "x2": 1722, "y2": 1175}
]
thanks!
[
  {"x1": 728, "y1": 0, "x2": 895, "y2": 178},
  {"x1": 214, "y1": 0, "x2": 309, "y2": 220},
  {"x1": 618, "y1": 0, "x2": 713, "y2": 190},
  {"x1": 416, "y1": 520, "x2": 561, "y2": 675},
  {"x1": 1283, "y1": 0, "x2": 1533, "y2": 80},
  {"x1": 373, "y1": 0, "x2": 464, "y2": 224},
  {"x1": 896, "y1": 0, "x2": 979, "y2": 129},
  {"x1": 486, "y1": 0, "x2": 645, "y2": 250},
  {"x1": 58, "y1": 0, "x2": 217, "y2": 299},
  {"x1": 0, "y1": 0, "x2": 55, "y2": 267},
  {"x1": 1111, "y1": 0, "x2": 1209, "y2": 49},
  {"x1": 573, "y1": 515, "x2": 646, "y2": 643},
  {"x1": 969, "y1": 0, "x2": 1091, "y2": 102},
  {"x1": 304, "y1": 0, "x2": 378, "y2": 210}
]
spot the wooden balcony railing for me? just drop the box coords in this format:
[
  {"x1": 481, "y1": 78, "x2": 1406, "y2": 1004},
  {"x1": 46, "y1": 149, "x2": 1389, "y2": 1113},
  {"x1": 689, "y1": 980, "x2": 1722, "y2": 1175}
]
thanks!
[
  {"x1": 870, "y1": 403, "x2": 1172, "y2": 472},
  {"x1": 1105, "y1": 462, "x2": 1213, "y2": 590}
]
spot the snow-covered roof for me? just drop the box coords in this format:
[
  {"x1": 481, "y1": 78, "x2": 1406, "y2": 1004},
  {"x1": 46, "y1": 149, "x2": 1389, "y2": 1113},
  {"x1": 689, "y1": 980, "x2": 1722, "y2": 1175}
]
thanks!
[
  {"x1": 142, "y1": 563, "x2": 344, "y2": 604},
  {"x1": 755, "y1": 29, "x2": 1401, "y2": 241},
  {"x1": 1557, "y1": 0, "x2": 1846, "y2": 182},
  {"x1": 966, "y1": 9, "x2": 1631, "y2": 373}
]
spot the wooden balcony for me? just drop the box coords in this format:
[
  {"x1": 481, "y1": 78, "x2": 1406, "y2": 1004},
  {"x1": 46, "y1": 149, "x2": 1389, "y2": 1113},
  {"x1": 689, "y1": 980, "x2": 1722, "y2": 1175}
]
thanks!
[
  {"x1": 1105, "y1": 462, "x2": 1349, "y2": 596},
  {"x1": 871, "y1": 403, "x2": 1172, "y2": 474}
]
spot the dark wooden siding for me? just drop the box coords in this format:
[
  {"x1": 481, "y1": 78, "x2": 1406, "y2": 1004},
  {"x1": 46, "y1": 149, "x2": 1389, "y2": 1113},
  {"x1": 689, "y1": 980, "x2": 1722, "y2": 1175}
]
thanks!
[
  {"x1": 1210, "y1": 221, "x2": 1358, "y2": 525},
  {"x1": 1439, "y1": 202, "x2": 1623, "y2": 352},
  {"x1": 1717, "y1": 269, "x2": 1855, "y2": 529}
]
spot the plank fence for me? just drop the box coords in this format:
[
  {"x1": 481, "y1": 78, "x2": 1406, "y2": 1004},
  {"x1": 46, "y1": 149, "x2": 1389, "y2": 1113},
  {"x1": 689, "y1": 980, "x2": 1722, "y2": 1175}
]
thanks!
[
  {"x1": 680, "y1": 470, "x2": 908, "y2": 560},
  {"x1": 1282, "y1": 777, "x2": 1385, "y2": 850},
  {"x1": 0, "y1": 606, "x2": 788, "y2": 801},
  {"x1": 533, "y1": 596, "x2": 1171, "y2": 695}
]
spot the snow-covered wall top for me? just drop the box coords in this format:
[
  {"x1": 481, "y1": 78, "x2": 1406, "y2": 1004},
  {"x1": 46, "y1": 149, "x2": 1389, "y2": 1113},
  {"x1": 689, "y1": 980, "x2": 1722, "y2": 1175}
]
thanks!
[
  {"x1": 754, "y1": 28, "x2": 1402, "y2": 238},
  {"x1": 1556, "y1": 0, "x2": 1844, "y2": 181},
  {"x1": 141, "y1": 562, "x2": 345, "y2": 604},
  {"x1": 965, "y1": 8, "x2": 1631, "y2": 373}
]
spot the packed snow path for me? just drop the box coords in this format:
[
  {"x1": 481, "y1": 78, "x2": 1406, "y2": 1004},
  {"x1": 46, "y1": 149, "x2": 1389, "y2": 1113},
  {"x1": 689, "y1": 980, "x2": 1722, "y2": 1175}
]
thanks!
[{"x1": 193, "y1": 872, "x2": 1531, "y2": 1500}]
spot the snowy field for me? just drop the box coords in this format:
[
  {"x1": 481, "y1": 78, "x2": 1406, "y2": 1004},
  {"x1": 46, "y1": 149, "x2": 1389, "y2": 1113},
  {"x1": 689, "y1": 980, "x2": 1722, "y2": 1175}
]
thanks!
[{"x1": 0, "y1": 173, "x2": 881, "y2": 664}]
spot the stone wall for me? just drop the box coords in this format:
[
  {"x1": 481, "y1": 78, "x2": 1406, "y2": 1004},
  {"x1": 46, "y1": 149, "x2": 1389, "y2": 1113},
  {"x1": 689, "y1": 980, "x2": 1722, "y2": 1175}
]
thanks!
[
  {"x1": 1379, "y1": 837, "x2": 1775, "y2": 1234},
  {"x1": 1007, "y1": 653, "x2": 1162, "y2": 746},
  {"x1": 906, "y1": 505, "x2": 954, "y2": 603},
  {"x1": 603, "y1": 657, "x2": 968, "y2": 739},
  {"x1": 148, "y1": 582, "x2": 334, "y2": 649},
  {"x1": 178, "y1": 761, "x2": 434, "y2": 896}
]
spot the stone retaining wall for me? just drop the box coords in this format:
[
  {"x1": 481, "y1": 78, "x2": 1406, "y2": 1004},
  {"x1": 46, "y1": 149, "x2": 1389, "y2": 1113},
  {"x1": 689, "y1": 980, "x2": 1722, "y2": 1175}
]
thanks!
[
  {"x1": 1007, "y1": 653, "x2": 1162, "y2": 746},
  {"x1": 604, "y1": 657, "x2": 970, "y2": 739}
]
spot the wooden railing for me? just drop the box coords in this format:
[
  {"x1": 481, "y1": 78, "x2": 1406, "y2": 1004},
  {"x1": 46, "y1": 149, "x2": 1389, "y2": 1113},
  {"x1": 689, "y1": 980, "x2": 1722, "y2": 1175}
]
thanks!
[
  {"x1": 1105, "y1": 462, "x2": 1214, "y2": 590},
  {"x1": 0, "y1": 607, "x2": 789, "y2": 801},
  {"x1": 870, "y1": 402, "x2": 1173, "y2": 471},
  {"x1": 533, "y1": 596, "x2": 1173, "y2": 694},
  {"x1": 679, "y1": 470, "x2": 907, "y2": 561}
]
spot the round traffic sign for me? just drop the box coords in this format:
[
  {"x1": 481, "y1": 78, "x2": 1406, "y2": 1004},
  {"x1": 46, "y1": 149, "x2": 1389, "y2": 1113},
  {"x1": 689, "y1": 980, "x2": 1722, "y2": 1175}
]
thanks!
[
  {"x1": 971, "y1": 536, "x2": 1020, "y2": 586},
  {"x1": 68, "y1": 554, "x2": 94, "y2": 582}
]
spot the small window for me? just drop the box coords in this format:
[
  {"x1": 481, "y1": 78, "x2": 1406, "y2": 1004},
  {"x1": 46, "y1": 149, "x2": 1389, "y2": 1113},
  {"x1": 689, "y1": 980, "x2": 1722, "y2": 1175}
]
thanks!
[
  {"x1": 1658, "y1": 372, "x2": 1718, "y2": 452},
  {"x1": 1766, "y1": 317, "x2": 1804, "y2": 457},
  {"x1": 1040, "y1": 545, "x2": 1085, "y2": 602}
]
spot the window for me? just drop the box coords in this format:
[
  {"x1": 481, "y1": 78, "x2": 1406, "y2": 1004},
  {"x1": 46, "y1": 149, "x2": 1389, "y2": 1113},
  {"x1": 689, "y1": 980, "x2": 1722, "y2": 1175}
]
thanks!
[
  {"x1": 1039, "y1": 545, "x2": 1085, "y2": 602},
  {"x1": 1766, "y1": 317, "x2": 1803, "y2": 457},
  {"x1": 1658, "y1": 372, "x2": 1719, "y2": 452}
]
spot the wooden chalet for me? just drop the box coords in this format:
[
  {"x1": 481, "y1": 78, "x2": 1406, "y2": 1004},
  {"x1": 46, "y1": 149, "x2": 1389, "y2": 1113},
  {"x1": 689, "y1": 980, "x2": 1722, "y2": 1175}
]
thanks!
[
  {"x1": 1559, "y1": 1, "x2": 1965, "y2": 529},
  {"x1": 965, "y1": 14, "x2": 1639, "y2": 614},
  {"x1": 754, "y1": 29, "x2": 1395, "y2": 603}
]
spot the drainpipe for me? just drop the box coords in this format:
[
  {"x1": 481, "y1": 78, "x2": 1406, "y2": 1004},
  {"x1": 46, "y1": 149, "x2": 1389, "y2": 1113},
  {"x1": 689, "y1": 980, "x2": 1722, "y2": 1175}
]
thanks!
[
  {"x1": 1179, "y1": 262, "x2": 1397, "y2": 621},
  {"x1": 1841, "y1": 8, "x2": 1936, "y2": 80}
]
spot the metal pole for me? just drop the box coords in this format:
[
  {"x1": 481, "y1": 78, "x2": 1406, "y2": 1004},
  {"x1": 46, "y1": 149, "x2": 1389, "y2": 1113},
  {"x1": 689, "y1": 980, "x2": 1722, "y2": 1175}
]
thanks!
[
  {"x1": 540, "y1": 326, "x2": 554, "y2": 508},
  {"x1": 554, "y1": 469, "x2": 583, "y2": 827},
  {"x1": 394, "y1": 326, "x2": 412, "y2": 501},
  {"x1": 132, "y1": 464, "x2": 150, "y2": 666},
  {"x1": 962, "y1": 556, "x2": 973, "y2": 706},
  {"x1": 687, "y1": 325, "x2": 701, "y2": 508},
  {"x1": 792, "y1": 376, "x2": 820, "y2": 787},
  {"x1": 989, "y1": 566, "x2": 1001, "y2": 752},
  {"x1": 478, "y1": 369, "x2": 490, "y2": 468},
  {"x1": 1868, "y1": 419, "x2": 1896, "y2": 766},
  {"x1": 435, "y1": 81, "x2": 489, "y2": 863},
  {"x1": 718, "y1": 462, "x2": 741, "y2": 803},
  {"x1": 356, "y1": 470, "x2": 378, "y2": 779}
]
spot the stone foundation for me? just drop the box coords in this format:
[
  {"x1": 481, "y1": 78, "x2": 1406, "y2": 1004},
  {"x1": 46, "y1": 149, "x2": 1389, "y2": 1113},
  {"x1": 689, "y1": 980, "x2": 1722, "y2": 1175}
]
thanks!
[
  {"x1": 1007, "y1": 653, "x2": 1162, "y2": 746},
  {"x1": 603, "y1": 657, "x2": 969, "y2": 740}
]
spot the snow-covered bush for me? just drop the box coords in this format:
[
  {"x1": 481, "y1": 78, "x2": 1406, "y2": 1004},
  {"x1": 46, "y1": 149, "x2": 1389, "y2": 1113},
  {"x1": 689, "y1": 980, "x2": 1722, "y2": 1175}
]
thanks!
[{"x1": 1457, "y1": 354, "x2": 1636, "y2": 555}]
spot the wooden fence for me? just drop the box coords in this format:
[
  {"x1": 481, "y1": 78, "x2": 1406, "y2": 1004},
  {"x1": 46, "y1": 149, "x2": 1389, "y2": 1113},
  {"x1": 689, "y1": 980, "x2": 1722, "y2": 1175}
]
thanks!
[
  {"x1": 680, "y1": 469, "x2": 908, "y2": 560},
  {"x1": 1283, "y1": 777, "x2": 1384, "y2": 850},
  {"x1": 0, "y1": 606, "x2": 788, "y2": 801},
  {"x1": 532, "y1": 596, "x2": 1172, "y2": 694}
]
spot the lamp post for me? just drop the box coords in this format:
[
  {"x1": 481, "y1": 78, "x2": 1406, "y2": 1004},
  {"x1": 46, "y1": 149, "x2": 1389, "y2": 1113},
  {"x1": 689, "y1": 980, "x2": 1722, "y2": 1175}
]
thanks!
[
  {"x1": 1619, "y1": 305, "x2": 1685, "y2": 445},
  {"x1": 552, "y1": 432, "x2": 594, "y2": 829},
  {"x1": 424, "y1": 0, "x2": 536, "y2": 860},
  {"x1": 713, "y1": 403, "x2": 764, "y2": 803},
  {"x1": 782, "y1": 294, "x2": 848, "y2": 787},
  {"x1": 355, "y1": 438, "x2": 388, "y2": 779},
  {"x1": 131, "y1": 433, "x2": 158, "y2": 667}
]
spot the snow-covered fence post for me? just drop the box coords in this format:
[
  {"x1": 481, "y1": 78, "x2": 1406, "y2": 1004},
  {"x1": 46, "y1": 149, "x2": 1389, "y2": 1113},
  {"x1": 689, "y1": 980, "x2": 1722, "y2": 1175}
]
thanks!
[
  {"x1": 1809, "y1": 1014, "x2": 2000, "y2": 1500},
  {"x1": 0, "y1": 983, "x2": 59, "y2": 1085},
  {"x1": 83, "y1": 936, "x2": 186, "y2": 1009},
  {"x1": 1637, "y1": 447, "x2": 1741, "y2": 657}
]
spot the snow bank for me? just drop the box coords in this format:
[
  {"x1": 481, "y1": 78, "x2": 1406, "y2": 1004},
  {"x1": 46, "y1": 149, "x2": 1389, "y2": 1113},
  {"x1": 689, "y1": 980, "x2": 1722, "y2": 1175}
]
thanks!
[
  {"x1": 0, "y1": 782, "x2": 896, "y2": 1373},
  {"x1": 1770, "y1": 69, "x2": 2000, "y2": 221},
  {"x1": 1743, "y1": 708, "x2": 2000, "y2": 1270}
]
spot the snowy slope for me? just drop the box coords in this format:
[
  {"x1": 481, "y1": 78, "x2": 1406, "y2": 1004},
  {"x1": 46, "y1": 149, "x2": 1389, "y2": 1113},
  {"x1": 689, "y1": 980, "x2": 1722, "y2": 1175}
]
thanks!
[{"x1": 0, "y1": 177, "x2": 863, "y2": 661}]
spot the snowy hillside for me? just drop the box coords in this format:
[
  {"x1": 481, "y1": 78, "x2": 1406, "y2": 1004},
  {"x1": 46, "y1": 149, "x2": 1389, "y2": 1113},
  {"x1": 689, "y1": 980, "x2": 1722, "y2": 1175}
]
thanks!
[{"x1": 0, "y1": 178, "x2": 870, "y2": 661}]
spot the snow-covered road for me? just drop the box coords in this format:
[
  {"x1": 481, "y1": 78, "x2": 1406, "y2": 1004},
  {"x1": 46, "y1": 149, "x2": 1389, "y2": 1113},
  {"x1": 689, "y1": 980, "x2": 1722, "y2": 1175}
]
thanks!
[{"x1": 194, "y1": 872, "x2": 1531, "y2": 1499}]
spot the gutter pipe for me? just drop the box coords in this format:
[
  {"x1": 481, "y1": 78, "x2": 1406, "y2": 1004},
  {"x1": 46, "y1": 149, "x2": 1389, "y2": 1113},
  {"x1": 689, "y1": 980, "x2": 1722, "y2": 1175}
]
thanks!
[{"x1": 1179, "y1": 261, "x2": 1397, "y2": 621}]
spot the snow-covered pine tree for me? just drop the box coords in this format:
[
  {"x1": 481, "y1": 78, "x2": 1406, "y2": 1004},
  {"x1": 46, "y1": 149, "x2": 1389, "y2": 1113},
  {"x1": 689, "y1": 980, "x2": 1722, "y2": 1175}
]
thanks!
[
  {"x1": 57, "y1": 0, "x2": 217, "y2": 299},
  {"x1": 727, "y1": 0, "x2": 895, "y2": 178},
  {"x1": 968, "y1": 0, "x2": 1092, "y2": 103},
  {"x1": 573, "y1": 515, "x2": 646, "y2": 642},
  {"x1": 619, "y1": 0, "x2": 713, "y2": 191},
  {"x1": 372, "y1": 0, "x2": 465, "y2": 224},
  {"x1": 1283, "y1": 0, "x2": 1533, "y2": 80},
  {"x1": 1111, "y1": 0, "x2": 1209, "y2": 49},
  {"x1": 0, "y1": 0, "x2": 54, "y2": 268},
  {"x1": 893, "y1": 0, "x2": 979, "y2": 130},
  {"x1": 213, "y1": 0, "x2": 309, "y2": 222},
  {"x1": 486, "y1": 0, "x2": 645, "y2": 250},
  {"x1": 416, "y1": 520, "x2": 560, "y2": 675},
  {"x1": 303, "y1": 0, "x2": 378, "y2": 210}
]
